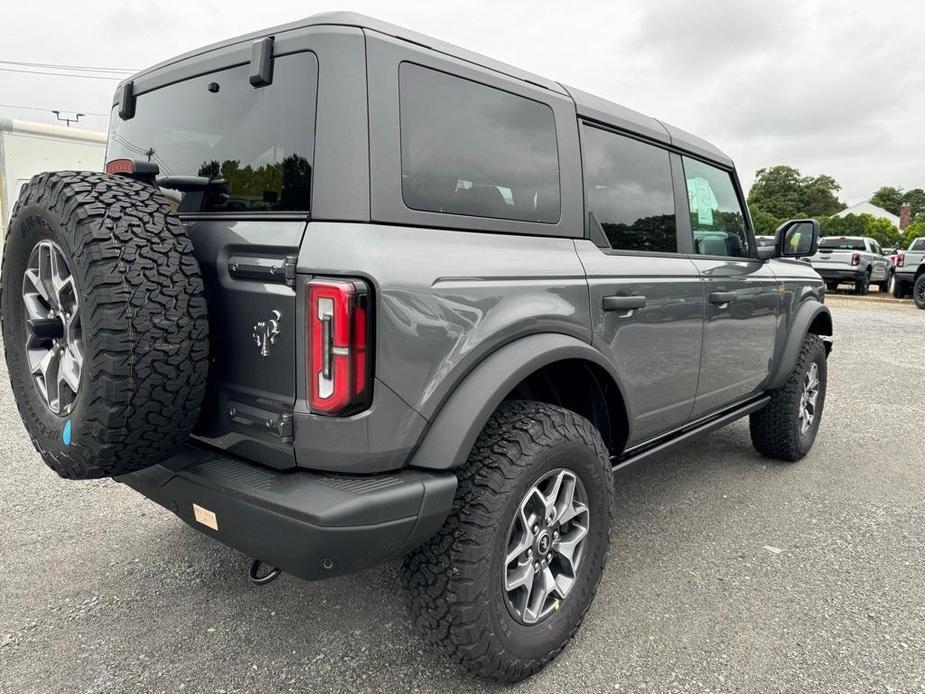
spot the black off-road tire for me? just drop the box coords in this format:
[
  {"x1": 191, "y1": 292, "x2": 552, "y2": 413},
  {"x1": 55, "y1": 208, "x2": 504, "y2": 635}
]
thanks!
[
  {"x1": 0, "y1": 171, "x2": 209, "y2": 479},
  {"x1": 854, "y1": 271, "x2": 870, "y2": 295},
  {"x1": 402, "y1": 401, "x2": 614, "y2": 683},
  {"x1": 826, "y1": 281, "x2": 839, "y2": 292},
  {"x1": 877, "y1": 275, "x2": 891, "y2": 293},
  {"x1": 750, "y1": 334, "x2": 827, "y2": 462},
  {"x1": 914, "y1": 275, "x2": 925, "y2": 310},
  {"x1": 892, "y1": 277, "x2": 907, "y2": 299}
]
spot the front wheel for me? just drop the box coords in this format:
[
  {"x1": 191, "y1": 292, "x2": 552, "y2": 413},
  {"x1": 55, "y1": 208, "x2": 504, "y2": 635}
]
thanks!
[
  {"x1": 403, "y1": 401, "x2": 614, "y2": 683},
  {"x1": 750, "y1": 334, "x2": 827, "y2": 462},
  {"x1": 914, "y1": 275, "x2": 925, "y2": 309}
]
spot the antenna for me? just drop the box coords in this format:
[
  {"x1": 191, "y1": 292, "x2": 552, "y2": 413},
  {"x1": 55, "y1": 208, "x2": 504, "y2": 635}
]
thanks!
[{"x1": 51, "y1": 110, "x2": 85, "y2": 127}]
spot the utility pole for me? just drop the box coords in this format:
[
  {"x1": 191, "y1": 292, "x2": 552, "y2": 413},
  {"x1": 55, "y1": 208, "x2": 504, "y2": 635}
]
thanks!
[{"x1": 51, "y1": 110, "x2": 84, "y2": 127}]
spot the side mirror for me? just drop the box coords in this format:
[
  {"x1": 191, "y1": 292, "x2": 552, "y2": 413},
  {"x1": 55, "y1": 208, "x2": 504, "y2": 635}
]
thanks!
[{"x1": 768, "y1": 219, "x2": 820, "y2": 259}]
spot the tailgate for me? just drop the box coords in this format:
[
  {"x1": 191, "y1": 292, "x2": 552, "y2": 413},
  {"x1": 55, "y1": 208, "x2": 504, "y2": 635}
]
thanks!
[
  {"x1": 186, "y1": 220, "x2": 305, "y2": 469},
  {"x1": 811, "y1": 248, "x2": 856, "y2": 270}
]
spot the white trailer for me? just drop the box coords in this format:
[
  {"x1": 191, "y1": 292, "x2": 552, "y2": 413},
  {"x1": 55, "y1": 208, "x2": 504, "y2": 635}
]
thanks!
[{"x1": 0, "y1": 118, "x2": 107, "y2": 236}]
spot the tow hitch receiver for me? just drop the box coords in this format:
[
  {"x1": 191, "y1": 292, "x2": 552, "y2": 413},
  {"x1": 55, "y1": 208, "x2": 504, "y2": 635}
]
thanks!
[{"x1": 248, "y1": 559, "x2": 282, "y2": 586}]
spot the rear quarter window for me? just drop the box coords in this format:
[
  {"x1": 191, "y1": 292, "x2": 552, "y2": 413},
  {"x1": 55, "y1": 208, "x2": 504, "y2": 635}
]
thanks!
[
  {"x1": 398, "y1": 62, "x2": 560, "y2": 223},
  {"x1": 108, "y1": 52, "x2": 317, "y2": 213}
]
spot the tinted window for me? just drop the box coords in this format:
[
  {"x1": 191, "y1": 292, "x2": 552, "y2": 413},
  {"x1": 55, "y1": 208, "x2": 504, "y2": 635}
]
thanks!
[
  {"x1": 108, "y1": 52, "x2": 317, "y2": 213},
  {"x1": 819, "y1": 237, "x2": 866, "y2": 250},
  {"x1": 582, "y1": 126, "x2": 676, "y2": 253},
  {"x1": 683, "y1": 157, "x2": 750, "y2": 258},
  {"x1": 909, "y1": 238, "x2": 925, "y2": 251},
  {"x1": 399, "y1": 63, "x2": 560, "y2": 223}
]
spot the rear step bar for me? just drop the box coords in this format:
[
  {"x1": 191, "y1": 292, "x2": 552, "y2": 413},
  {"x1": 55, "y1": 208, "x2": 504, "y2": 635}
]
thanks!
[{"x1": 612, "y1": 395, "x2": 771, "y2": 472}]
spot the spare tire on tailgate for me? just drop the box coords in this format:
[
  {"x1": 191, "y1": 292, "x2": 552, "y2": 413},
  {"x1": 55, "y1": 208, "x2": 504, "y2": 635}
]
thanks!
[{"x1": 1, "y1": 171, "x2": 209, "y2": 479}]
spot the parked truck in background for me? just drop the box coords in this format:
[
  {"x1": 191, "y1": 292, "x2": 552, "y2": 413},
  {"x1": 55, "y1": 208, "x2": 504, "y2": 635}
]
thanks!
[
  {"x1": 0, "y1": 119, "x2": 106, "y2": 236},
  {"x1": 809, "y1": 236, "x2": 892, "y2": 294},
  {"x1": 894, "y1": 237, "x2": 925, "y2": 307}
]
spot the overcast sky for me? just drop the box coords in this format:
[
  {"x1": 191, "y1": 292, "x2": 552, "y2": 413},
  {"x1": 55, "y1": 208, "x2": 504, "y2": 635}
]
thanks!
[{"x1": 1, "y1": 0, "x2": 922, "y2": 203}]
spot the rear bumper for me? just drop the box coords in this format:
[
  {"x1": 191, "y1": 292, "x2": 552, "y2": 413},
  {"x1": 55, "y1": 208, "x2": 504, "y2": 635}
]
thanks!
[
  {"x1": 117, "y1": 444, "x2": 456, "y2": 581},
  {"x1": 815, "y1": 268, "x2": 864, "y2": 282},
  {"x1": 894, "y1": 270, "x2": 916, "y2": 285}
]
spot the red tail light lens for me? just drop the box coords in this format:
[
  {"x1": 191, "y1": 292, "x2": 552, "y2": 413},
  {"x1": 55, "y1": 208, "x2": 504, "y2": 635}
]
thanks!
[
  {"x1": 897, "y1": 252, "x2": 905, "y2": 268},
  {"x1": 105, "y1": 158, "x2": 134, "y2": 174},
  {"x1": 851, "y1": 252, "x2": 861, "y2": 266},
  {"x1": 308, "y1": 278, "x2": 371, "y2": 415}
]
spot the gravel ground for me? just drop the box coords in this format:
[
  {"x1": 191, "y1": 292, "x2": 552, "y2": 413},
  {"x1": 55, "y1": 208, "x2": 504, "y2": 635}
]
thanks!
[{"x1": 1, "y1": 298, "x2": 923, "y2": 693}]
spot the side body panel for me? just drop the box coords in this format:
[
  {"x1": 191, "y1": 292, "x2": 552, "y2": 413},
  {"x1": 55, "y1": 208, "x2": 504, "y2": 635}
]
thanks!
[{"x1": 293, "y1": 223, "x2": 591, "y2": 472}]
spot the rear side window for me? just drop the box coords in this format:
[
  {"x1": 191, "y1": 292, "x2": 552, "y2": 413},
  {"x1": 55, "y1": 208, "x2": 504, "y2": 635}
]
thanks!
[
  {"x1": 398, "y1": 63, "x2": 560, "y2": 223},
  {"x1": 108, "y1": 52, "x2": 317, "y2": 213},
  {"x1": 682, "y1": 157, "x2": 750, "y2": 258},
  {"x1": 819, "y1": 237, "x2": 866, "y2": 250},
  {"x1": 581, "y1": 125, "x2": 676, "y2": 253},
  {"x1": 909, "y1": 238, "x2": 925, "y2": 251}
]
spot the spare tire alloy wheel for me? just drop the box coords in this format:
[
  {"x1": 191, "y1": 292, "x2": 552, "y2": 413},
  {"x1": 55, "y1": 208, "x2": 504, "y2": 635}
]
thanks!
[
  {"x1": 1, "y1": 171, "x2": 209, "y2": 480},
  {"x1": 21, "y1": 240, "x2": 83, "y2": 416},
  {"x1": 504, "y1": 468, "x2": 589, "y2": 625}
]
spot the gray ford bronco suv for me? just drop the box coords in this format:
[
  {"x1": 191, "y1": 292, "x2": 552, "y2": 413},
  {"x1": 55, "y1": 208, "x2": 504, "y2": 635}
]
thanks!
[{"x1": 0, "y1": 13, "x2": 833, "y2": 682}]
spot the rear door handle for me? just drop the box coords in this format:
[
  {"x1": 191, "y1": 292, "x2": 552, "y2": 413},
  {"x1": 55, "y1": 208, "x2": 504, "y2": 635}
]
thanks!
[
  {"x1": 603, "y1": 295, "x2": 646, "y2": 311},
  {"x1": 709, "y1": 291, "x2": 737, "y2": 305}
]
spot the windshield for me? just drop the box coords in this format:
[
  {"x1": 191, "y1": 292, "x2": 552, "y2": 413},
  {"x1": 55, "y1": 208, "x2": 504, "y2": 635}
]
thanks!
[
  {"x1": 819, "y1": 237, "x2": 866, "y2": 251},
  {"x1": 107, "y1": 52, "x2": 317, "y2": 213}
]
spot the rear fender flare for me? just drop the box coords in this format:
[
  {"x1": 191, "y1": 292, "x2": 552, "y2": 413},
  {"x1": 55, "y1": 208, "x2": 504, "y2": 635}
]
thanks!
[
  {"x1": 767, "y1": 300, "x2": 832, "y2": 390},
  {"x1": 409, "y1": 333, "x2": 625, "y2": 471}
]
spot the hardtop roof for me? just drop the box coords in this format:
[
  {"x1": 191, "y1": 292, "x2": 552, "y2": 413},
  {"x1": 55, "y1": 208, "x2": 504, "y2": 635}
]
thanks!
[{"x1": 124, "y1": 11, "x2": 733, "y2": 168}]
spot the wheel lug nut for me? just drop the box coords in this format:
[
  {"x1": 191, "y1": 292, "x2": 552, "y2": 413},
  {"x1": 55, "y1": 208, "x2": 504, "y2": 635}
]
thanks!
[
  {"x1": 533, "y1": 525, "x2": 539, "y2": 534},
  {"x1": 546, "y1": 554, "x2": 552, "y2": 562}
]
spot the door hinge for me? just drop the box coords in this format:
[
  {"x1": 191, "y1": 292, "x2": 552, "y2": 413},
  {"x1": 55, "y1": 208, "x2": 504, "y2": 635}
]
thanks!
[{"x1": 283, "y1": 256, "x2": 297, "y2": 287}]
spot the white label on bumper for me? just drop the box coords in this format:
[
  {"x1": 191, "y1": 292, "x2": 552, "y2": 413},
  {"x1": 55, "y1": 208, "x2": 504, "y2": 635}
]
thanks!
[{"x1": 193, "y1": 503, "x2": 218, "y2": 531}]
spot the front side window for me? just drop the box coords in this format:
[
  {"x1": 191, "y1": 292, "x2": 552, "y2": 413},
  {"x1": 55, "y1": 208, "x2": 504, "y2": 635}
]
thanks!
[
  {"x1": 398, "y1": 63, "x2": 560, "y2": 223},
  {"x1": 683, "y1": 157, "x2": 750, "y2": 258},
  {"x1": 108, "y1": 52, "x2": 317, "y2": 213},
  {"x1": 581, "y1": 125, "x2": 676, "y2": 253}
]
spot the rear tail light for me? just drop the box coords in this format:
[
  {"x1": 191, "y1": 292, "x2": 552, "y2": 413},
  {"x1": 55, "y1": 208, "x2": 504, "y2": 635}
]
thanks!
[
  {"x1": 851, "y1": 252, "x2": 861, "y2": 266},
  {"x1": 308, "y1": 278, "x2": 372, "y2": 415},
  {"x1": 897, "y1": 252, "x2": 905, "y2": 268},
  {"x1": 105, "y1": 158, "x2": 135, "y2": 175}
]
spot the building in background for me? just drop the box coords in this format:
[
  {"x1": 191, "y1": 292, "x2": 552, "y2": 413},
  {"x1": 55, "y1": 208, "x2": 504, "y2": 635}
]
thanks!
[
  {"x1": 833, "y1": 200, "x2": 901, "y2": 228},
  {"x1": 0, "y1": 118, "x2": 106, "y2": 236}
]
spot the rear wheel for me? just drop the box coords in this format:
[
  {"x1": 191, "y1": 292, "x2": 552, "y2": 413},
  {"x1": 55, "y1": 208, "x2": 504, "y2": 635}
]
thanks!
[
  {"x1": 1, "y1": 171, "x2": 209, "y2": 479},
  {"x1": 877, "y1": 272, "x2": 891, "y2": 293},
  {"x1": 914, "y1": 275, "x2": 925, "y2": 309},
  {"x1": 403, "y1": 401, "x2": 614, "y2": 682},
  {"x1": 854, "y1": 271, "x2": 870, "y2": 295},
  {"x1": 750, "y1": 334, "x2": 827, "y2": 462}
]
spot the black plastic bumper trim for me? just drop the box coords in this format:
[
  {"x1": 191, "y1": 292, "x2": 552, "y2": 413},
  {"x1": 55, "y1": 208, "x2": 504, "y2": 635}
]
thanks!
[{"x1": 117, "y1": 444, "x2": 456, "y2": 581}]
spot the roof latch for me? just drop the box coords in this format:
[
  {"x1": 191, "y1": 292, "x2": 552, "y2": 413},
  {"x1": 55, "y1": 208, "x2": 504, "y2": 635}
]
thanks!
[{"x1": 249, "y1": 37, "x2": 275, "y2": 88}]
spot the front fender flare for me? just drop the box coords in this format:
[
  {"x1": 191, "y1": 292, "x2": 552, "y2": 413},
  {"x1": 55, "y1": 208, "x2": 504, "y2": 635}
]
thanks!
[
  {"x1": 409, "y1": 333, "x2": 622, "y2": 471},
  {"x1": 767, "y1": 299, "x2": 832, "y2": 390}
]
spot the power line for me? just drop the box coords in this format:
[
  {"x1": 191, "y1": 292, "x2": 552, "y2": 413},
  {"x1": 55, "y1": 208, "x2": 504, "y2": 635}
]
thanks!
[
  {"x1": 0, "y1": 59, "x2": 136, "y2": 74},
  {"x1": 0, "y1": 66, "x2": 124, "y2": 81},
  {"x1": 0, "y1": 102, "x2": 110, "y2": 118}
]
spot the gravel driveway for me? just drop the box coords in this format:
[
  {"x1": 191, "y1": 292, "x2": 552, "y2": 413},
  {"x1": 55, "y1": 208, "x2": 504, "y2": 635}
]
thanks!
[{"x1": 1, "y1": 297, "x2": 922, "y2": 693}]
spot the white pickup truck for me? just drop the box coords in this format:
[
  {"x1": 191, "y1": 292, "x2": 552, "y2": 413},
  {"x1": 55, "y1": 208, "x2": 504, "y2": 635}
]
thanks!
[
  {"x1": 809, "y1": 236, "x2": 892, "y2": 295},
  {"x1": 893, "y1": 237, "x2": 925, "y2": 308}
]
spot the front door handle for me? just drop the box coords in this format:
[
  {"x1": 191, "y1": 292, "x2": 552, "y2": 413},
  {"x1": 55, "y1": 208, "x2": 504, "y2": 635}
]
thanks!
[
  {"x1": 709, "y1": 291, "x2": 737, "y2": 305},
  {"x1": 603, "y1": 295, "x2": 646, "y2": 311}
]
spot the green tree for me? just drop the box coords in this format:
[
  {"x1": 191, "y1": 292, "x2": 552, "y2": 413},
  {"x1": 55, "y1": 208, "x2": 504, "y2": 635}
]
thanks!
[
  {"x1": 901, "y1": 188, "x2": 925, "y2": 218},
  {"x1": 869, "y1": 186, "x2": 904, "y2": 215},
  {"x1": 747, "y1": 165, "x2": 844, "y2": 219},
  {"x1": 900, "y1": 218, "x2": 925, "y2": 248},
  {"x1": 819, "y1": 213, "x2": 900, "y2": 247},
  {"x1": 748, "y1": 206, "x2": 783, "y2": 236}
]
